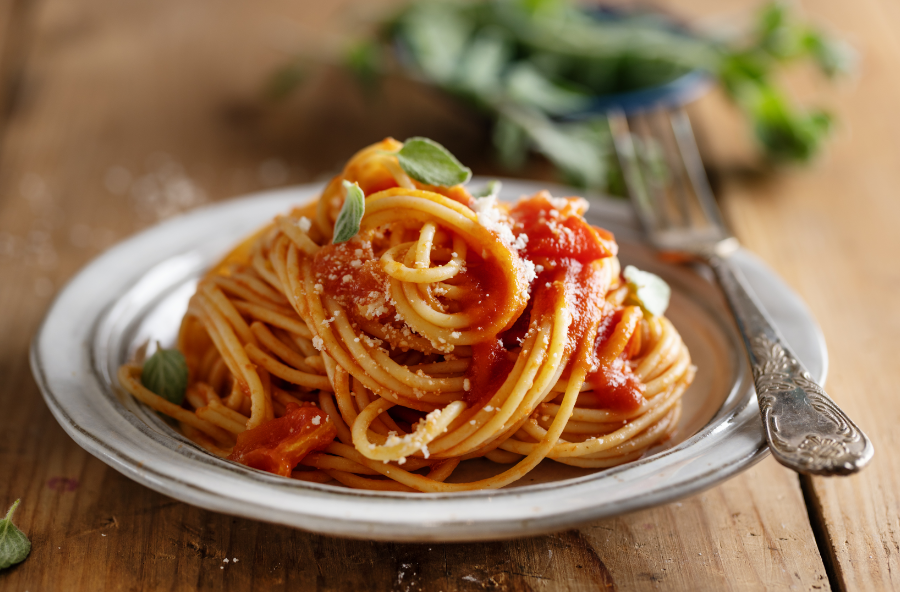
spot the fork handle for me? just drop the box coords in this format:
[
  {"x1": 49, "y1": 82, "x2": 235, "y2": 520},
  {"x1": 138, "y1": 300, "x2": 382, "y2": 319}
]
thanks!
[{"x1": 708, "y1": 254, "x2": 873, "y2": 475}]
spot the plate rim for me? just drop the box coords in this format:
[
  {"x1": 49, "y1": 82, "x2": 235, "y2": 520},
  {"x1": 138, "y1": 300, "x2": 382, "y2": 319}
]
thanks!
[{"x1": 30, "y1": 179, "x2": 828, "y2": 541}]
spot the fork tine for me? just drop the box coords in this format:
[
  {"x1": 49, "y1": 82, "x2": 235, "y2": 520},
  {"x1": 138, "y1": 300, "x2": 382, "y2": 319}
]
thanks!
[
  {"x1": 668, "y1": 107, "x2": 730, "y2": 236},
  {"x1": 629, "y1": 112, "x2": 680, "y2": 228},
  {"x1": 608, "y1": 108, "x2": 661, "y2": 234},
  {"x1": 611, "y1": 105, "x2": 736, "y2": 256},
  {"x1": 646, "y1": 109, "x2": 695, "y2": 229}
]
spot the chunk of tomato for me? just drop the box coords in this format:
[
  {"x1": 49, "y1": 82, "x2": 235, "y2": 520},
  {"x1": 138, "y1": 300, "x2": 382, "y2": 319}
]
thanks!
[{"x1": 228, "y1": 403, "x2": 337, "y2": 477}]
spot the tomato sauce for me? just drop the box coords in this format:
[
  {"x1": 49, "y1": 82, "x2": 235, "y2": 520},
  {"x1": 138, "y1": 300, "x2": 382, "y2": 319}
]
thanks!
[
  {"x1": 510, "y1": 193, "x2": 616, "y2": 264},
  {"x1": 586, "y1": 357, "x2": 645, "y2": 413},
  {"x1": 464, "y1": 338, "x2": 516, "y2": 405},
  {"x1": 584, "y1": 310, "x2": 645, "y2": 413},
  {"x1": 312, "y1": 239, "x2": 394, "y2": 321},
  {"x1": 229, "y1": 404, "x2": 337, "y2": 476},
  {"x1": 450, "y1": 248, "x2": 520, "y2": 334},
  {"x1": 462, "y1": 193, "x2": 645, "y2": 412}
]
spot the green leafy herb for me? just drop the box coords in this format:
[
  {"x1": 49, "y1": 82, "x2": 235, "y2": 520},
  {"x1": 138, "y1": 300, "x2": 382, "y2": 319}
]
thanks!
[
  {"x1": 624, "y1": 265, "x2": 671, "y2": 317},
  {"x1": 473, "y1": 180, "x2": 502, "y2": 199},
  {"x1": 397, "y1": 137, "x2": 473, "y2": 187},
  {"x1": 0, "y1": 500, "x2": 31, "y2": 570},
  {"x1": 266, "y1": 59, "x2": 307, "y2": 101},
  {"x1": 333, "y1": 180, "x2": 366, "y2": 244},
  {"x1": 345, "y1": 40, "x2": 384, "y2": 89},
  {"x1": 141, "y1": 346, "x2": 189, "y2": 405},
  {"x1": 277, "y1": 1, "x2": 852, "y2": 190}
]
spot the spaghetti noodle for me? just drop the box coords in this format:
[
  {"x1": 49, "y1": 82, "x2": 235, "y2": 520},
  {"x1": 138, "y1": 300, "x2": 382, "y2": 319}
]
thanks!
[{"x1": 119, "y1": 138, "x2": 694, "y2": 492}]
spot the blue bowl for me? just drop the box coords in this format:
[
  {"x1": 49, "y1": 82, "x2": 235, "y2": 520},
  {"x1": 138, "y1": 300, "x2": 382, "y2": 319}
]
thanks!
[{"x1": 562, "y1": 68, "x2": 713, "y2": 118}]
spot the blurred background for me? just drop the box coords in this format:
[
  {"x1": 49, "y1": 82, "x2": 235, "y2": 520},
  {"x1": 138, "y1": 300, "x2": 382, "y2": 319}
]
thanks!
[{"x1": 0, "y1": 0, "x2": 860, "y2": 294}]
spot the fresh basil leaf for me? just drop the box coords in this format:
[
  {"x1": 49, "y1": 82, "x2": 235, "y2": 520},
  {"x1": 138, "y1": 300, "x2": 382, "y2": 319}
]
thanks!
[
  {"x1": 473, "y1": 180, "x2": 502, "y2": 199},
  {"x1": 398, "y1": 3, "x2": 471, "y2": 84},
  {"x1": 397, "y1": 137, "x2": 472, "y2": 187},
  {"x1": 141, "y1": 346, "x2": 188, "y2": 405},
  {"x1": 455, "y1": 28, "x2": 511, "y2": 97},
  {"x1": 624, "y1": 265, "x2": 671, "y2": 317},
  {"x1": 493, "y1": 114, "x2": 529, "y2": 170},
  {"x1": 0, "y1": 500, "x2": 31, "y2": 570},
  {"x1": 499, "y1": 104, "x2": 607, "y2": 188},
  {"x1": 345, "y1": 40, "x2": 383, "y2": 89},
  {"x1": 505, "y1": 62, "x2": 591, "y2": 116},
  {"x1": 266, "y1": 60, "x2": 306, "y2": 101},
  {"x1": 803, "y1": 30, "x2": 856, "y2": 79},
  {"x1": 333, "y1": 180, "x2": 366, "y2": 244}
]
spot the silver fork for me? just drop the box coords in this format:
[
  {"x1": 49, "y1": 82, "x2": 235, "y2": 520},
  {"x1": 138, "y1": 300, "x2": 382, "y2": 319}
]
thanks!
[{"x1": 608, "y1": 106, "x2": 873, "y2": 476}]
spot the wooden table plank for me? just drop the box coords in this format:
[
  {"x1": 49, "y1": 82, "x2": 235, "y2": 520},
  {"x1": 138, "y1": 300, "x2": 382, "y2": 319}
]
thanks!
[
  {"x1": 0, "y1": 0, "x2": 866, "y2": 590},
  {"x1": 688, "y1": 0, "x2": 900, "y2": 588}
]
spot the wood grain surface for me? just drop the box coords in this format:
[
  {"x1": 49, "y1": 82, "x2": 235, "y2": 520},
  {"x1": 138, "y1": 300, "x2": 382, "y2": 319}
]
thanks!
[{"x1": 0, "y1": 0, "x2": 892, "y2": 590}]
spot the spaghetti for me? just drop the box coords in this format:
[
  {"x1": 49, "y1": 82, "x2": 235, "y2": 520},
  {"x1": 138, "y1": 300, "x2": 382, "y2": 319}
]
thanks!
[{"x1": 119, "y1": 138, "x2": 694, "y2": 492}]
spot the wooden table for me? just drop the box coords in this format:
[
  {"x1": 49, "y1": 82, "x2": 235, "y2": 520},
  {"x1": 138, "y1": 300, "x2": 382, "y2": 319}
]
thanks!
[{"x1": 0, "y1": 0, "x2": 896, "y2": 589}]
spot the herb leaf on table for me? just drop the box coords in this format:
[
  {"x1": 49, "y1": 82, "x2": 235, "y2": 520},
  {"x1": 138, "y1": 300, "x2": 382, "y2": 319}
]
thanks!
[{"x1": 0, "y1": 500, "x2": 31, "y2": 570}]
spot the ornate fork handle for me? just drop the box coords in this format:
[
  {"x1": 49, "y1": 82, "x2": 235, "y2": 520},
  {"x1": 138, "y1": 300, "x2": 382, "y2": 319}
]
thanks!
[{"x1": 708, "y1": 254, "x2": 874, "y2": 475}]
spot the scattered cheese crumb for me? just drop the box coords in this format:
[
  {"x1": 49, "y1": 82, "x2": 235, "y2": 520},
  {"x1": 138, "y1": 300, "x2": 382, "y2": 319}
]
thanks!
[
  {"x1": 223, "y1": 558, "x2": 229, "y2": 563},
  {"x1": 463, "y1": 378, "x2": 471, "y2": 391},
  {"x1": 311, "y1": 336, "x2": 324, "y2": 351},
  {"x1": 311, "y1": 416, "x2": 321, "y2": 426},
  {"x1": 296, "y1": 217, "x2": 312, "y2": 232},
  {"x1": 484, "y1": 405, "x2": 494, "y2": 412},
  {"x1": 520, "y1": 258, "x2": 536, "y2": 285}
]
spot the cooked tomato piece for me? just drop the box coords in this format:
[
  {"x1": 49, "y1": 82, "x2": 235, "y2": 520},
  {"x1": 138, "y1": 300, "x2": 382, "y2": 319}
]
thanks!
[{"x1": 228, "y1": 403, "x2": 337, "y2": 477}]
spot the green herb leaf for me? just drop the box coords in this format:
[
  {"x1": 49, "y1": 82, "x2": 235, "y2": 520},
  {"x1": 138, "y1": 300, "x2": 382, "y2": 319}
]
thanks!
[
  {"x1": 397, "y1": 137, "x2": 472, "y2": 187},
  {"x1": 454, "y1": 28, "x2": 512, "y2": 97},
  {"x1": 397, "y1": 3, "x2": 472, "y2": 84},
  {"x1": 0, "y1": 500, "x2": 31, "y2": 570},
  {"x1": 624, "y1": 265, "x2": 671, "y2": 317},
  {"x1": 141, "y1": 346, "x2": 189, "y2": 405},
  {"x1": 344, "y1": 40, "x2": 384, "y2": 89},
  {"x1": 266, "y1": 60, "x2": 307, "y2": 101},
  {"x1": 505, "y1": 62, "x2": 590, "y2": 116},
  {"x1": 473, "y1": 180, "x2": 502, "y2": 199},
  {"x1": 499, "y1": 105, "x2": 608, "y2": 188},
  {"x1": 493, "y1": 114, "x2": 530, "y2": 170},
  {"x1": 333, "y1": 180, "x2": 366, "y2": 244}
]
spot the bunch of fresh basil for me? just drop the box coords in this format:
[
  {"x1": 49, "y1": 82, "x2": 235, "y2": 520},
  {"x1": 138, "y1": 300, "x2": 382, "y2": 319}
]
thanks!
[{"x1": 277, "y1": 0, "x2": 852, "y2": 193}]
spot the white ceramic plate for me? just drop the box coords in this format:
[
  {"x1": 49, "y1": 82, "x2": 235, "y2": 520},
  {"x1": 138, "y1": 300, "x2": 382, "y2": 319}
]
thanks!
[{"x1": 31, "y1": 179, "x2": 827, "y2": 542}]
